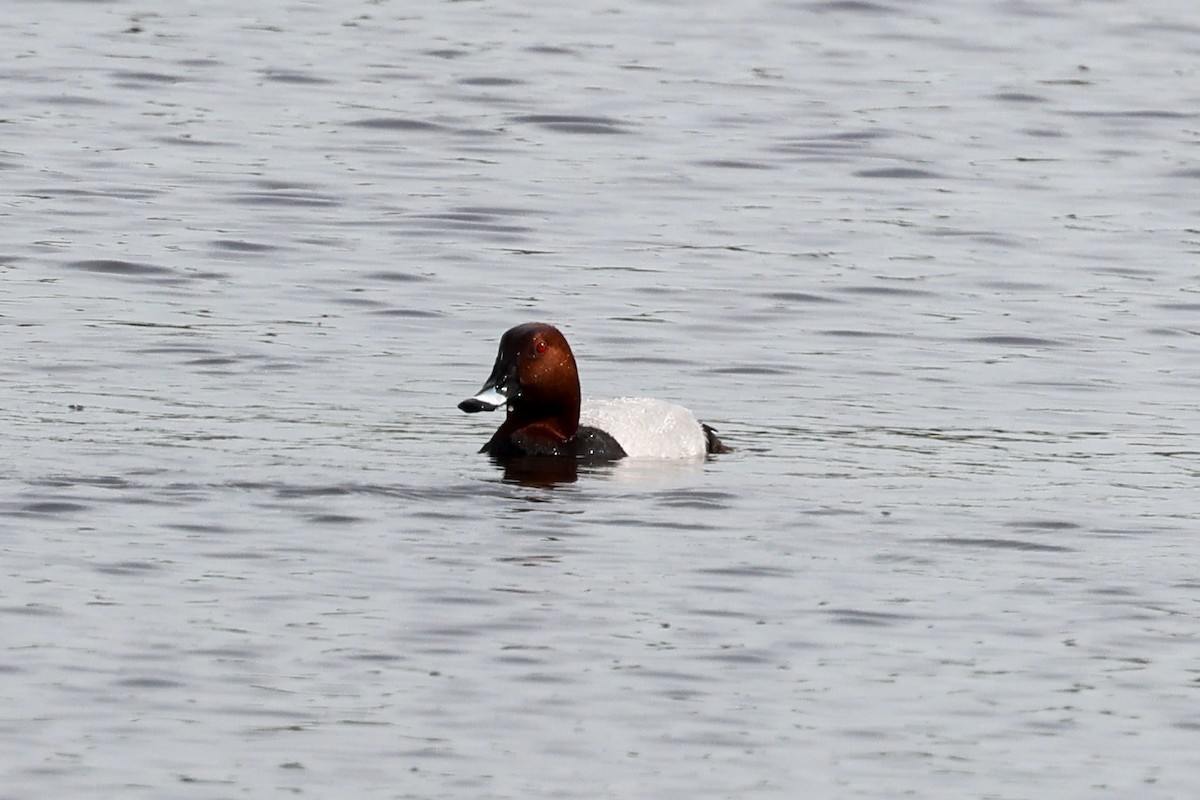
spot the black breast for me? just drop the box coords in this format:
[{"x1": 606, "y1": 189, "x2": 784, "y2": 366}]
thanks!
[
  {"x1": 573, "y1": 426, "x2": 627, "y2": 460},
  {"x1": 488, "y1": 425, "x2": 627, "y2": 460}
]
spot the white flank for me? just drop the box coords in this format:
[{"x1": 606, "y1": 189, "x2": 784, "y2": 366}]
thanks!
[{"x1": 580, "y1": 397, "x2": 708, "y2": 460}]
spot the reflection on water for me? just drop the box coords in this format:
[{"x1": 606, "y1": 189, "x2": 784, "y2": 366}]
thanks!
[
  {"x1": 3, "y1": 0, "x2": 1200, "y2": 797},
  {"x1": 484, "y1": 453, "x2": 713, "y2": 488},
  {"x1": 494, "y1": 455, "x2": 586, "y2": 487}
]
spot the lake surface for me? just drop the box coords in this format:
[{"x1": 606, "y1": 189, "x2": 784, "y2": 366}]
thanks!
[{"x1": 3, "y1": 1, "x2": 1199, "y2": 797}]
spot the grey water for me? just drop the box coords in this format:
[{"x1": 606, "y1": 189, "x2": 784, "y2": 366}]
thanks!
[{"x1": 3, "y1": 0, "x2": 1200, "y2": 797}]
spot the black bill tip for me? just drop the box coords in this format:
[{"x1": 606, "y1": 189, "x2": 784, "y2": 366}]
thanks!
[{"x1": 458, "y1": 398, "x2": 498, "y2": 413}]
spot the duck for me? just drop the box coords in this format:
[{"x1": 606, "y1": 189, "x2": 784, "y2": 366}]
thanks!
[{"x1": 458, "y1": 322, "x2": 726, "y2": 460}]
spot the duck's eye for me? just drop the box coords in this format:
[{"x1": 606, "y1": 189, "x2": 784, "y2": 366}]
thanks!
[{"x1": 535, "y1": 340, "x2": 547, "y2": 354}]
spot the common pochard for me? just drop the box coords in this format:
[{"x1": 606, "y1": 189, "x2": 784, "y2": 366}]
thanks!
[{"x1": 458, "y1": 322, "x2": 726, "y2": 460}]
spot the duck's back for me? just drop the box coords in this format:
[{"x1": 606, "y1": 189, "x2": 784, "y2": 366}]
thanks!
[{"x1": 580, "y1": 397, "x2": 709, "y2": 460}]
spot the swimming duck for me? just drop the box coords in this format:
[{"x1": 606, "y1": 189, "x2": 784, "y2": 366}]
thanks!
[{"x1": 458, "y1": 322, "x2": 726, "y2": 460}]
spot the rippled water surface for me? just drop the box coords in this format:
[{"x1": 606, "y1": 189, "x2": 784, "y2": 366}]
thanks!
[{"x1": 3, "y1": 1, "x2": 1200, "y2": 797}]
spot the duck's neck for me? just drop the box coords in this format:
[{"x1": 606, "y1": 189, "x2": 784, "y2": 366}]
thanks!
[{"x1": 507, "y1": 394, "x2": 579, "y2": 443}]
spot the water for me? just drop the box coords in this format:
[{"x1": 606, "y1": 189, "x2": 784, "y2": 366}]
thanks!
[{"x1": 3, "y1": 0, "x2": 1199, "y2": 797}]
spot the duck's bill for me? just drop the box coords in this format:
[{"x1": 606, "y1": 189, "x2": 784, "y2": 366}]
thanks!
[
  {"x1": 459, "y1": 349, "x2": 519, "y2": 413},
  {"x1": 458, "y1": 386, "x2": 509, "y2": 413}
]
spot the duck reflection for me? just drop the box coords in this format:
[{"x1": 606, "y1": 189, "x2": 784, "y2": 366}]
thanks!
[
  {"x1": 494, "y1": 455, "x2": 618, "y2": 487},
  {"x1": 492, "y1": 454, "x2": 705, "y2": 489}
]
